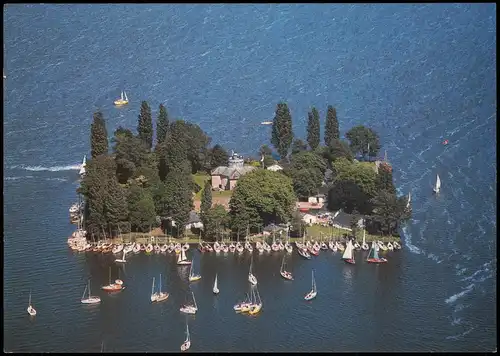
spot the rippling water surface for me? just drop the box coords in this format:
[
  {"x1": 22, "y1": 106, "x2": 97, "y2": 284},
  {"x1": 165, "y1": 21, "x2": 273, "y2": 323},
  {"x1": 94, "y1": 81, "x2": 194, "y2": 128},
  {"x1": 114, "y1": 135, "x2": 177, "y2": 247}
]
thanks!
[{"x1": 4, "y1": 4, "x2": 496, "y2": 352}]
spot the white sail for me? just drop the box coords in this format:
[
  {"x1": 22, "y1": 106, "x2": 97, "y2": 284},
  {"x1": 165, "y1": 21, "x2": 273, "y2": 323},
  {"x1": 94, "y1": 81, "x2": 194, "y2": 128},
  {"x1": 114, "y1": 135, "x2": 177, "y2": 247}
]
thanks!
[
  {"x1": 435, "y1": 174, "x2": 441, "y2": 192},
  {"x1": 181, "y1": 249, "x2": 187, "y2": 261},
  {"x1": 362, "y1": 228, "x2": 366, "y2": 245},
  {"x1": 79, "y1": 155, "x2": 87, "y2": 175},
  {"x1": 124, "y1": 91, "x2": 128, "y2": 101},
  {"x1": 192, "y1": 291, "x2": 197, "y2": 309},
  {"x1": 312, "y1": 270, "x2": 316, "y2": 293},
  {"x1": 213, "y1": 274, "x2": 219, "y2": 294},
  {"x1": 177, "y1": 251, "x2": 183, "y2": 263},
  {"x1": 342, "y1": 240, "x2": 354, "y2": 260},
  {"x1": 121, "y1": 91, "x2": 124, "y2": 101},
  {"x1": 406, "y1": 192, "x2": 411, "y2": 209}
]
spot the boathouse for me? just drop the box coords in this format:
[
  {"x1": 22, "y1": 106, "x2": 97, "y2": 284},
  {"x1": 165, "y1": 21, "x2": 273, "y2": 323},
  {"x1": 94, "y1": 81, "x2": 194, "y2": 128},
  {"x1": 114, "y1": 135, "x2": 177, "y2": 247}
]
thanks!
[{"x1": 211, "y1": 151, "x2": 256, "y2": 191}]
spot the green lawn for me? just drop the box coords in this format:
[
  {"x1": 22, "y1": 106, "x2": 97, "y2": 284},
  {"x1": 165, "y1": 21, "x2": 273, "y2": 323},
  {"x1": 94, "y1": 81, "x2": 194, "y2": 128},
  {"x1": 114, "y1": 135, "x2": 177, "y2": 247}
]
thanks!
[
  {"x1": 193, "y1": 173, "x2": 211, "y2": 199},
  {"x1": 305, "y1": 224, "x2": 400, "y2": 243}
]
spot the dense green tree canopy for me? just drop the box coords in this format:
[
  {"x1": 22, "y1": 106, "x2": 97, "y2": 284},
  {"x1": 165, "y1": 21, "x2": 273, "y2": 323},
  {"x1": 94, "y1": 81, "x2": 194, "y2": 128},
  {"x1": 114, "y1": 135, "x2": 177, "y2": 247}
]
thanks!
[
  {"x1": 127, "y1": 181, "x2": 156, "y2": 232},
  {"x1": 291, "y1": 138, "x2": 308, "y2": 155},
  {"x1": 345, "y1": 125, "x2": 381, "y2": 158},
  {"x1": 112, "y1": 127, "x2": 150, "y2": 184},
  {"x1": 90, "y1": 111, "x2": 109, "y2": 159},
  {"x1": 370, "y1": 190, "x2": 411, "y2": 235},
  {"x1": 324, "y1": 139, "x2": 354, "y2": 162},
  {"x1": 200, "y1": 180, "x2": 212, "y2": 218},
  {"x1": 306, "y1": 107, "x2": 320, "y2": 150},
  {"x1": 229, "y1": 169, "x2": 296, "y2": 233},
  {"x1": 376, "y1": 162, "x2": 396, "y2": 195},
  {"x1": 210, "y1": 144, "x2": 229, "y2": 170},
  {"x1": 202, "y1": 204, "x2": 229, "y2": 241},
  {"x1": 156, "y1": 104, "x2": 169, "y2": 146}
]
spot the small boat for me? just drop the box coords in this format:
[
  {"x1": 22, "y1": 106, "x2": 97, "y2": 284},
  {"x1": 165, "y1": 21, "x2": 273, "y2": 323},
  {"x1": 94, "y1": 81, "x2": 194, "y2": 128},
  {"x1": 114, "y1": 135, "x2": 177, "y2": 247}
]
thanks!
[
  {"x1": 229, "y1": 242, "x2": 236, "y2": 253},
  {"x1": 168, "y1": 243, "x2": 175, "y2": 253},
  {"x1": 69, "y1": 203, "x2": 80, "y2": 214},
  {"x1": 361, "y1": 228, "x2": 369, "y2": 251},
  {"x1": 320, "y1": 242, "x2": 328, "y2": 250},
  {"x1": 140, "y1": 243, "x2": 146, "y2": 251},
  {"x1": 248, "y1": 286, "x2": 263, "y2": 315},
  {"x1": 245, "y1": 241, "x2": 253, "y2": 253},
  {"x1": 27, "y1": 290, "x2": 37, "y2": 316},
  {"x1": 180, "y1": 321, "x2": 191, "y2": 352},
  {"x1": 114, "y1": 90, "x2": 129, "y2": 106},
  {"x1": 222, "y1": 243, "x2": 229, "y2": 254},
  {"x1": 154, "y1": 244, "x2": 161, "y2": 253},
  {"x1": 433, "y1": 174, "x2": 441, "y2": 194},
  {"x1": 328, "y1": 240, "x2": 335, "y2": 251},
  {"x1": 336, "y1": 242, "x2": 345, "y2": 251},
  {"x1": 309, "y1": 246, "x2": 319, "y2": 256},
  {"x1": 278, "y1": 241, "x2": 285, "y2": 251},
  {"x1": 378, "y1": 241, "x2": 388, "y2": 251},
  {"x1": 205, "y1": 244, "x2": 213, "y2": 252},
  {"x1": 198, "y1": 242, "x2": 205, "y2": 253},
  {"x1": 387, "y1": 242, "x2": 394, "y2": 251},
  {"x1": 304, "y1": 270, "x2": 317, "y2": 301},
  {"x1": 442, "y1": 139, "x2": 449, "y2": 145},
  {"x1": 114, "y1": 250, "x2": 127, "y2": 264},
  {"x1": 183, "y1": 242, "x2": 190, "y2": 252},
  {"x1": 263, "y1": 242, "x2": 271, "y2": 252},
  {"x1": 151, "y1": 274, "x2": 169, "y2": 303},
  {"x1": 366, "y1": 241, "x2": 388, "y2": 264},
  {"x1": 123, "y1": 243, "x2": 134, "y2": 254},
  {"x1": 175, "y1": 243, "x2": 182, "y2": 254},
  {"x1": 213, "y1": 273, "x2": 219, "y2": 294},
  {"x1": 160, "y1": 244, "x2": 168, "y2": 253},
  {"x1": 112, "y1": 244, "x2": 124, "y2": 254},
  {"x1": 342, "y1": 240, "x2": 356, "y2": 265},
  {"x1": 236, "y1": 242, "x2": 244, "y2": 254},
  {"x1": 353, "y1": 241, "x2": 361, "y2": 250},
  {"x1": 177, "y1": 248, "x2": 192, "y2": 265},
  {"x1": 132, "y1": 243, "x2": 141, "y2": 254},
  {"x1": 101, "y1": 267, "x2": 125, "y2": 292},
  {"x1": 78, "y1": 155, "x2": 86, "y2": 177},
  {"x1": 145, "y1": 244, "x2": 154, "y2": 254},
  {"x1": 180, "y1": 291, "x2": 198, "y2": 314},
  {"x1": 393, "y1": 241, "x2": 402, "y2": 250},
  {"x1": 248, "y1": 256, "x2": 258, "y2": 285},
  {"x1": 81, "y1": 280, "x2": 101, "y2": 304},
  {"x1": 280, "y1": 255, "x2": 293, "y2": 280},
  {"x1": 406, "y1": 192, "x2": 411, "y2": 211},
  {"x1": 188, "y1": 260, "x2": 201, "y2": 282},
  {"x1": 234, "y1": 291, "x2": 252, "y2": 312},
  {"x1": 214, "y1": 242, "x2": 221, "y2": 254},
  {"x1": 261, "y1": 121, "x2": 273, "y2": 125},
  {"x1": 298, "y1": 248, "x2": 311, "y2": 259}
]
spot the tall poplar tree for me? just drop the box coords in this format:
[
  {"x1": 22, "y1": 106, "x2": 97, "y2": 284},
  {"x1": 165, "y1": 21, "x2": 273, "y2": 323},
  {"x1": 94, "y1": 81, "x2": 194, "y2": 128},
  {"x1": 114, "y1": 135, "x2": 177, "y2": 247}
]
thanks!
[
  {"x1": 306, "y1": 107, "x2": 320, "y2": 150},
  {"x1": 137, "y1": 101, "x2": 153, "y2": 150},
  {"x1": 271, "y1": 102, "x2": 294, "y2": 159},
  {"x1": 200, "y1": 180, "x2": 212, "y2": 220},
  {"x1": 90, "y1": 111, "x2": 109, "y2": 158},
  {"x1": 325, "y1": 105, "x2": 340, "y2": 146},
  {"x1": 156, "y1": 104, "x2": 169, "y2": 146}
]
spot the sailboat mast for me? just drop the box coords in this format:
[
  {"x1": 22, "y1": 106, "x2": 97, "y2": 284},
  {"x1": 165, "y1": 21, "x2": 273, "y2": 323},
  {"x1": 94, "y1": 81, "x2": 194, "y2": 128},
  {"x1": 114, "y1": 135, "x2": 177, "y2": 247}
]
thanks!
[
  {"x1": 152, "y1": 277, "x2": 155, "y2": 295},
  {"x1": 192, "y1": 291, "x2": 197, "y2": 309}
]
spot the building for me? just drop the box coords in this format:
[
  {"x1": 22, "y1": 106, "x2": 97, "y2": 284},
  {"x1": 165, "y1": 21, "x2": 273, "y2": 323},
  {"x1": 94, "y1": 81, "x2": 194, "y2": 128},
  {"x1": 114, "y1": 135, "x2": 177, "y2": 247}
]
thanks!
[
  {"x1": 301, "y1": 213, "x2": 318, "y2": 225},
  {"x1": 307, "y1": 194, "x2": 326, "y2": 205},
  {"x1": 266, "y1": 164, "x2": 283, "y2": 172},
  {"x1": 211, "y1": 151, "x2": 256, "y2": 191},
  {"x1": 330, "y1": 211, "x2": 364, "y2": 231},
  {"x1": 185, "y1": 211, "x2": 203, "y2": 230}
]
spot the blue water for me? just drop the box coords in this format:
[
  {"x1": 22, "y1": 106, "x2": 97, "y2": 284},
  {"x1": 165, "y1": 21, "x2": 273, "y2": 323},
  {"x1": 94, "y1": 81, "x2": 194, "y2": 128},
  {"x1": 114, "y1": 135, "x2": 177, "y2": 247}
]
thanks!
[{"x1": 4, "y1": 4, "x2": 496, "y2": 352}]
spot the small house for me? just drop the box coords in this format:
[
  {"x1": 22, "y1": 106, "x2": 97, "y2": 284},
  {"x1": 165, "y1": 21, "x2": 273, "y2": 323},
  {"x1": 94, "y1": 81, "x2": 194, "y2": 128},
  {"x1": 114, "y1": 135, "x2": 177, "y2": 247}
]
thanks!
[
  {"x1": 185, "y1": 211, "x2": 204, "y2": 230},
  {"x1": 266, "y1": 164, "x2": 283, "y2": 172},
  {"x1": 308, "y1": 194, "x2": 326, "y2": 205},
  {"x1": 211, "y1": 151, "x2": 256, "y2": 191},
  {"x1": 330, "y1": 211, "x2": 364, "y2": 231},
  {"x1": 301, "y1": 213, "x2": 318, "y2": 225}
]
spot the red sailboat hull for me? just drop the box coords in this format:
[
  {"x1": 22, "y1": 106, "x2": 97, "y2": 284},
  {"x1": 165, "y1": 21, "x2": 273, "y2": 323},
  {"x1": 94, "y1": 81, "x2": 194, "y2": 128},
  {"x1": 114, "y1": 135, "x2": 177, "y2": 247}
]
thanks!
[
  {"x1": 343, "y1": 259, "x2": 355, "y2": 265},
  {"x1": 366, "y1": 258, "x2": 387, "y2": 264}
]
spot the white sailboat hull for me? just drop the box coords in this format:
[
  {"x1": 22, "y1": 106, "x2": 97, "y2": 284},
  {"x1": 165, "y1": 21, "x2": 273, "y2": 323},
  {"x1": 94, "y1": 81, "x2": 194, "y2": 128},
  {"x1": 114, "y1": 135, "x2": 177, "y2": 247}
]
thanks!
[
  {"x1": 27, "y1": 306, "x2": 37, "y2": 316},
  {"x1": 248, "y1": 274, "x2": 258, "y2": 285}
]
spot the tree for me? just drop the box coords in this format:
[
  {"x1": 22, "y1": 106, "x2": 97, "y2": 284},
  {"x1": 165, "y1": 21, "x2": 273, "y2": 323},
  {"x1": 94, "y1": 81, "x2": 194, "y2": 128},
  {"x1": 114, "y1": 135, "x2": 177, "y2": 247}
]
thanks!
[
  {"x1": 156, "y1": 104, "x2": 169, "y2": 146},
  {"x1": 290, "y1": 210, "x2": 307, "y2": 238},
  {"x1": 271, "y1": 102, "x2": 294, "y2": 160},
  {"x1": 159, "y1": 170, "x2": 193, "y2": 237},
  {"x1": 345, "y1": 125, "x2": 381, "y2": 158},
  {"x1": 370, "y1": 190, "x2": 410, "y2": 235},
  {"x1": 323, "y1": 139, "x2": 354, "y2": 162},
  {"x1": 105, "y1": 172, "x2": 129, "y2": 235},
  {"x1": 327, "y1": 179, "x2": 372, "y2": 215},
  {"x1": 291, "y1": 138, "x2": 308, "y2": 155},
  {"x1": 90, "y1": 111, "x2": 109, "y2": 158},
  {"x1": 229, "y1": 169, "x2": 296, "y2": 233},
  {"x1": 163, "y1": 122, "x2": 190, "y2": 175},
  {"x1": 112, "y1": 127, "x2": 149, "y2": 184},
  {"x1": 202, "y1": 204, "x2": 229, "y2": 241},
  {"x1": 200, "y1": 180, "x2": 212, "y2": 219},
  {"x1": 376, "y1": 162, "x2": 396, "y2": 195},
  {"x1": 127, "y1": 182, "x2": 157, "y2": 232},
  {"x1": 306, "y1": 107, "x2": 320, "y2": 150},
  {"x1": 331, "y1": 158, "x2": 378, "y2": 197},
  {"x1": 324, "y1": 105, "x2": 340, "y2": 146},
  {"x1": 137, "y1": 101, "x2": 153, "y2": 150},
  {"x1": 259, "y1": 144, "x2": 274, "y2": 168},
  {"x1": 286, "y1": 168, "x2": 323, "y2": 200},
  {"x1": 210, "y1": 144, "x2": 229, "y2": 170}
]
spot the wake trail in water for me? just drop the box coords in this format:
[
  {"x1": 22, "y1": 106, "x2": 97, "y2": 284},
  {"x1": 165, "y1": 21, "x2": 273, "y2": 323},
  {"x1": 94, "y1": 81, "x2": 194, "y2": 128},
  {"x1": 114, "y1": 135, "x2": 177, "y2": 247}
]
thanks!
[{"x1": 9, "y1": 164, "x2": 81, "y2": 172}]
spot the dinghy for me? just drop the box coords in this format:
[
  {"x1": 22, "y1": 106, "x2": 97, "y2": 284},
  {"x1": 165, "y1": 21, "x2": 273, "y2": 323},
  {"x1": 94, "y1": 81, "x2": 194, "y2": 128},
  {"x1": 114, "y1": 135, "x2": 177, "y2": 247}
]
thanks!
[
  {"x1": 145, "y1": 244, "x2": 154, "y2": 254},
  {"x1": 229, "y1": 242, "x2": 236, "y2": 253},
  {"x1": 154, "y1": 243, "x2": 161, "y2": 253},
  {"x1": 433, "y1": 174, "x2": 441, "y2": 194},
  {"x1": 123, "y1": 243, "x2": 134, "y2": 254},
  {"x1": 342, "y1": 240, "x2": 356, "y2": 265},
  {"x1": 27, "y1": 290, "x2": 37, "y2": 316},
  {"x1": 366, "y1": 241, "x2": 388, "y2": 264},
  {"x1": 213, "y1": 273, "x2": 219, "y2": 294},
  {"x1": 245, "y1": 241, "x2": 253, "y2": 253},
  {"x1": 235, "y1": 242, "x2": 244, "y2": 254},
  {"x1": 387, "y1": 242, "x2": 394, "y2": 251},
  {"x1": 285, "y1": 242, "x2": 293, "y2": 254},
  {"x1": 304, "y1": 270, "x2": 317, "y2": 301}
]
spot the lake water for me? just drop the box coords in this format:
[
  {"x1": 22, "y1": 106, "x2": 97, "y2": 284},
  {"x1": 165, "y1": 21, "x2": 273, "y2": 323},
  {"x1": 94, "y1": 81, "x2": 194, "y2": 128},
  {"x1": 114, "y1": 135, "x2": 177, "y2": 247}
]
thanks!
[{"x1": 3, "y1": 4, "x2": 496, "y2": 352}]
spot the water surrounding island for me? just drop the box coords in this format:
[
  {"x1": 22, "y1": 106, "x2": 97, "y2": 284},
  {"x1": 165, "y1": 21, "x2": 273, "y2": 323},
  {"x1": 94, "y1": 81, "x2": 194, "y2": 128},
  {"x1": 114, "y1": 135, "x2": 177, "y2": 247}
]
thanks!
[{"x1": 3, "y1": 4, "x2": 496, "y2": 352}]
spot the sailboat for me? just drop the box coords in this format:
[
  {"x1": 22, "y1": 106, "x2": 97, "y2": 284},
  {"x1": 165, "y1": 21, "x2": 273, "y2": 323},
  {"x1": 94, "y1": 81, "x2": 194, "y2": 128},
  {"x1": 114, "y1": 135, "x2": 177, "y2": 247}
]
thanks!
[
  {"x1": 280, "y1": 255, "x2": 293, "y2": 280},
  {"x1": 188, "y1": 260, "x2": 201, "y2": 282},
  {"x1": 151, "y1": 274, "x2": 169, "y2": 302},
  {"x1": 248, "y1": 255, "x2": 258, "y2": 285},
  {"x1": 433, "y1": 174, "x2": 441, "y2": 194},
  {"x1": 177, "y1": 248, "x2": 192, "y2": 265},
  {"x1": 233, "y1": 291, "x2": 252, "y2": 313},
  {"x1": 114, "y1": 250, "x2": 127, "y2": 263},
  {"x1": 248, "y1": 286, "x2": 262, "y2": 315},
  {"x1": 406, "y1": 191, "x2": 411, "y2": 210},
  {"x1": 361, "y1": 227, "x2": 369, "y2": 251},
  {"x1": 81, "y1": 280, "x2": 101, "y2": 304},
  {"x1": 366, "y1": 241, "x2": 388, "y2": 263},
  {"x1": 342, "y1": 240, "x2": 356, "y2": 265},
  {"x1": 304, "y1": 270, "x2": 317, "y2": 301},
  {"x1": 27, "y1": 290, "x2": 37, "y2": 316},
  {"x1": 180, "y1": 321, "x2": 191, "y2": 351},
  {"x1": 213, "y1": 273, "x2": 219, "y2": 294},
  {"x1": 180, "y1": 291, "x2": 198, "y2": 314},
  {"x1": 114, "y1": 90, "x2": 129, "y2": 106},
  {"x1": 101, "y1": 267, "x2": 125, "y2": 292},
  {"x1": 79, "y1": 155, "x2": 87, "y2": 177}
]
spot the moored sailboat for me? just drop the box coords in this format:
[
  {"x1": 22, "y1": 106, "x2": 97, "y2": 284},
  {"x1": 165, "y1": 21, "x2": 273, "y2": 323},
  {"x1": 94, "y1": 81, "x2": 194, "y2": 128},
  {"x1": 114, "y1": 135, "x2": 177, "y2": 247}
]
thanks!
[
  {"x1": 101, "y1": 267, "x2": 125, "y2": 292},
  {"x1": 151, "y1": 274, "x2": 169, "y2": 303},
  {"x1": 180, "y1": 321, "x2": 191, "y2": 351},
  {"x1": 342, "y1": 240, "x2": 356, "y2": 265},
  {"x1": 188, "y1": 260, "x2": 201, "y2": 282},
  {"x1": 27, "y1": 290, "x2": 37, "y2": 316},
  {"x1": 248, "y1": 286, "x2": 262, "y2": 315},
  {"x1": 433, "y1": 174, "x2": 441, "y2": 194},
  {"x1": 177, "y1": 248, "x2": 192, "y2": 265},
  {"x1": 81, "y1": 280, "x2": 101, "y2": 304},
  {"x1": 280, "y1": 255, "x2": 293, "y2": 280},
  {"x1": 248, "y1": 255, "x2": 258, "y2": 285},
  {"x1": 114, "y1": 90, "x2": 129, "y2": 106},
  {"x1": 304, "y1": 269, "x2": 317, "y2": 301},
  {"x1": 213, "y1": 273, "x2": 219, "y2": 294},
  {"x1": 180, "y1": 291, "x2": 198, "y2": 314}
]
